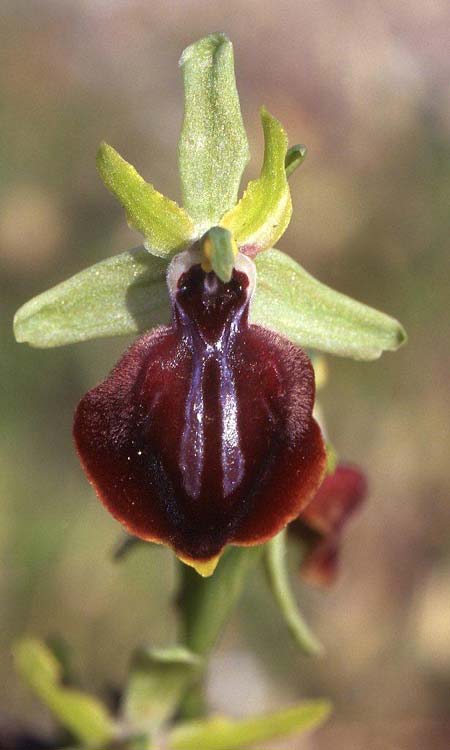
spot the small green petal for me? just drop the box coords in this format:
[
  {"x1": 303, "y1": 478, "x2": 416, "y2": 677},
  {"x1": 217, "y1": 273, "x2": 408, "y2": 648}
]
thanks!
[
  {"x1": 285, "y1": 144, "x2": 307, "y2": 178},
  {"x1": 252, "y1": 248, "x2": 407, "y2": 360},
  {"x1": 13, "y1": 639, "x2": 115, "y2": 746},
  {"x1": 264, "y1": 530, "x2": 323, "y2": 657},
  {"x1": 97, "y1": 143, "x2": 195, "y2": 257},
  {"x1": 169, "y1": 700, "x2": 331, "y2": 750},
  {"x1": 14, "y1": 247, "x2": 170, "y2": 348},
  {"x1": 178, "y1": 33, "x2": 250, "y2": 228},
  {"x1": 221, "y1": 108, "x2": 292, "y2": 253},
  {"x1": 123, "y1": 646, "x2": 202, "y2": 734}
]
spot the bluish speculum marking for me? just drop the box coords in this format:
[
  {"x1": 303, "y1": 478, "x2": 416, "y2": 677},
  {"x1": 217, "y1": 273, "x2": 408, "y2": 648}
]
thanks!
[{"x1": 175, "y1": 264, "x2": 249, "y2": 502}]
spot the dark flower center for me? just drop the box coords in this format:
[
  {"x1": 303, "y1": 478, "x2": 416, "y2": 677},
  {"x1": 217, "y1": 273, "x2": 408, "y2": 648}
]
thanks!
[{"x1": 175, "y1": 263, "x2": 250, "y2": 344}]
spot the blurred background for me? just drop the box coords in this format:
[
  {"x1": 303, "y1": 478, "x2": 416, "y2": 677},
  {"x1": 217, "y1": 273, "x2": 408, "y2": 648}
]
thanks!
[{"x1": 1, "y1": 1, "x2": 449, "y2": 748}]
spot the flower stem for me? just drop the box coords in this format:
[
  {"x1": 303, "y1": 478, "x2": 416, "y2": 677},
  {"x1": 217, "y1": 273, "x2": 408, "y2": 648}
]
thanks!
[{"x1": 176, "y1": 546, "x2": 263, "y2": 717}]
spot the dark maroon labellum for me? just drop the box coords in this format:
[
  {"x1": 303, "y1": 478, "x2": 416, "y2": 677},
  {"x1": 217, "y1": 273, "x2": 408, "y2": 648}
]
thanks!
[{"x1": 74, "y1": 252, "x2": 326, "y2": 574}]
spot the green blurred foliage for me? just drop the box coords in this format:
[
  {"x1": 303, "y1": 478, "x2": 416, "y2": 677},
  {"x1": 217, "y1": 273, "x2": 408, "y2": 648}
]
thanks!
[{"x1": 1, "y1": 2, "x2": 449, "y2": 748}]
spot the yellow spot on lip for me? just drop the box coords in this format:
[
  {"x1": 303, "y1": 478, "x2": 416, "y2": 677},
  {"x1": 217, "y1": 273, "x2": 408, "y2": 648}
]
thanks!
[{"x1": 177, "y1": 551, "x2": 221, "y2": 577}]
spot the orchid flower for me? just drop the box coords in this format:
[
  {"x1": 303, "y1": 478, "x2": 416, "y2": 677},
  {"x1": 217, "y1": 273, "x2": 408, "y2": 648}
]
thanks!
[
  {"x1": 14, "y1": 34, "x2": 405, "y2": 577},
  {"x1": 290, "y1": 464, "x2": 367, "y2": 586}
]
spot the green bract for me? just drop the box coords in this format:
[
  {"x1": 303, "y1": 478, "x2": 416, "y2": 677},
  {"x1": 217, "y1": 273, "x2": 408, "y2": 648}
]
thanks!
[{"x1": 14, "y1": 31, "x2": 406, "y2": 361}]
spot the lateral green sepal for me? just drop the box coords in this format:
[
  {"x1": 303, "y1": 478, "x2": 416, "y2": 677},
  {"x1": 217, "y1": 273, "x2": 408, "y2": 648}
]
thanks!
[
  {"x1": 221, "y1": 108, "x2": 292, "y2": 253},
  {"x1": 252, "y1": 248, "x2": 407, "y2": 360},
  {"x1": 178, "y1": 33, "x2": 250, "y2": 227},
  {"x1": 97, "y1": 143, "x2": 195, "y2": 257},
  {"x1": 13, "y1": 247, "x2": 170, "y2": 348}
]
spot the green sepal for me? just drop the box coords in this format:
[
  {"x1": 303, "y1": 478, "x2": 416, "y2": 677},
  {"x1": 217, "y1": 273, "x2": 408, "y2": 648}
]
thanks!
[
  {"x1": 264, "y1": 530, "x2": 323, "y2": 657},
  {"x1": 168, "y1": 700, "x2": 331, "y2": 750},
  {"x1": 14, "y1": 246, "x2": 406, "y2": 359},
  {"x1": 252, "y1": 248, "x2": 407, "y2": 360},
  {"x1": 285, "y1": 144, "x2": 307, "y2": 178},
  {"x1": 178, "y1": 33, "x2": 250, "y2": 227},
  {"x1": 202, "y1": 226, "x2": 236, "y2": 282},
  {"x1": 221, "y1": 108, "x2": 292, "y2": 252},
  {"x1": 123, "y1": 646, "x2": 202, "y2": 734},
  {"x1": 13, "y1": 638, "x2": 116, "y2": 746},
  {"x1": 13, "y1": 247, "x2": 170, "y2": 348},
  {"x1": 97, "y1": 143, "x2": 195, "y2": 257}
]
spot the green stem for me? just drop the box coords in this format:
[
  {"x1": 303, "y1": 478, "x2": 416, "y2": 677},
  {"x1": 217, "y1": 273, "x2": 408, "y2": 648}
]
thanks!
[{"x1": 176, "y1": 546, "x2": 263, "y2": 718}]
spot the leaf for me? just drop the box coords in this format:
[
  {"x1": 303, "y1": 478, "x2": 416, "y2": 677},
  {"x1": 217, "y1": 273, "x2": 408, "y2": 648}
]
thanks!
[
  {"x1": 123, "y1": 646, "x2": 202, "y2": 733},
  {"x1": 178, "y1": 547, "x2": 263, "y2": 657},
  {"x1": 14, "y1": 246, "x2": 170, "y2": 348},
  {"x1": 264, "y1": 530, "x2": 323, "y2": 657},
  {"x1": 285, "y1": 144, "x2": 307, "y2": 178},
  {"x1": 221, "y1": 108, "x2": 292, "y2": 253},
  {"x1": 97, "y1": 143, "x2": 195, "y2": 257},
  {"x1": 178, "y1": 33, "x2": 250, "y2": 227},
  {"x1": 252, "y1": 248, "x2": 407, "y2": 360},
  {"x1": 168, "y1": 700, "x2": 331, "y2": 749},
  {"x1": 13, "y1": 638, "x2": 116, "y2": 746}
]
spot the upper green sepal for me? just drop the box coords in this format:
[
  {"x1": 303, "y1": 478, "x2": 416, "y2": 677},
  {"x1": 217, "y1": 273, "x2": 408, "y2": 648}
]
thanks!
[
  {"x1": 178, "y1": 33, "x2": 249, "y2": 228},
  {"x1": 97, "y1": 143, "x2": 195, "y2": 257},
  {"x1": 221, "y1": 107, "x2": 292, "y2": 253},
  {"x1": 252, "y1": 248, "x2": 407, "y2": 360}
]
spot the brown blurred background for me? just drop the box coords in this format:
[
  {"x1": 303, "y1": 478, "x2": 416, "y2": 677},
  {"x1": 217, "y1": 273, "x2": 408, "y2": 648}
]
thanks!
[{"x1": 1, "y1": 1, "x2": 449, "y2": 748}]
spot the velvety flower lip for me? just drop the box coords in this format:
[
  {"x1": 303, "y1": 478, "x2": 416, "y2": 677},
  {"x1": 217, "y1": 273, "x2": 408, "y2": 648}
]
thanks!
[
  {"x1": 74, "y1": 250, "x2": 326, "y2": 575},
  {"x1": 290, "y1": 464, "x2": 367, "y2": 586}
]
